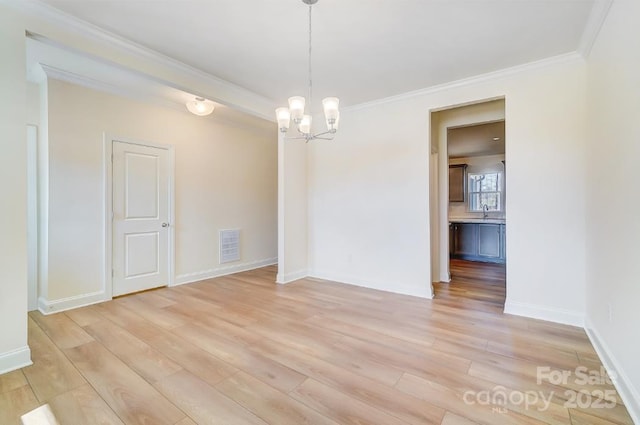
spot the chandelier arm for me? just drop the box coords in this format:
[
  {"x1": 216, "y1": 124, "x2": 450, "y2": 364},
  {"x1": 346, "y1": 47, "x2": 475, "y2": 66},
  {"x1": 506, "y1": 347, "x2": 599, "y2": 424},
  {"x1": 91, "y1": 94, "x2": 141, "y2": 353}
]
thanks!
[
  {"x1": 310, "y1": 129, "x2": 336, "y2": 138},
  {"x1": 284, "y1": 135, "x2": 334, "y2": 141}
]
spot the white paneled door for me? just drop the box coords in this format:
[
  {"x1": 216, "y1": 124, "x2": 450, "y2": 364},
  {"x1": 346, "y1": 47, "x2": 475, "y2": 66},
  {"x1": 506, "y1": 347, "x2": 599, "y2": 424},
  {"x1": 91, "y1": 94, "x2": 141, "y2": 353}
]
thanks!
[{"x1": 112, "y1": 141, "x2": 171, "y2": 297}]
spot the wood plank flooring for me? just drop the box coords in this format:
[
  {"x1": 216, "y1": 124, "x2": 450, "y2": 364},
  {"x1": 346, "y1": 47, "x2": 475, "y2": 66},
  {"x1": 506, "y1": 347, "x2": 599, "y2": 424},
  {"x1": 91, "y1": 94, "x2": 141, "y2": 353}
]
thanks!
[{"x1": 1, "y1": 263, "x2": 633, "y2": 425}]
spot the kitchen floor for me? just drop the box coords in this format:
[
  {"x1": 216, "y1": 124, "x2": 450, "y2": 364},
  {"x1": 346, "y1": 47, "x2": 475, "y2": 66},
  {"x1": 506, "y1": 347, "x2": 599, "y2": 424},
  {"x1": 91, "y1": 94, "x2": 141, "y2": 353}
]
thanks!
[{"x1": 434, "y1": 259, "x2": 506, "y2": 309}]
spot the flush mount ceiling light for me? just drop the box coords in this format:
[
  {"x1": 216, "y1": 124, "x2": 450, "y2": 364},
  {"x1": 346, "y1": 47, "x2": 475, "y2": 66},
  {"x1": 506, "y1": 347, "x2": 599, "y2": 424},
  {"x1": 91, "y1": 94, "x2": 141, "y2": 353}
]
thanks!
[
  {"x1": 275, "y1": 0, "x2": 339, "y2": 141},
  {"x1": 186, "y1": 97, "x2": 215, "y2": 116}
]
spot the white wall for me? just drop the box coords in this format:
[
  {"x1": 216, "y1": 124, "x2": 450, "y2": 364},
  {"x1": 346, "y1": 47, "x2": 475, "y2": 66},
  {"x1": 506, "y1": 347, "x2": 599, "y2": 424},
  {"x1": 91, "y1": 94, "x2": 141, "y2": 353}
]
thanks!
[
  {"x1": 585, "y1": 0, "x2": 640, "y2": 421},
  {"x1": 39, "y1": 78, "x2": 277, "y2": 310},
  {"x1": 0, "y1": 5, "x2": 31, "y2": 373},
  {"x1": 277, "y1": 133, "x2": 309, "y2": 284},
  {"x1": 307, "y1": 56, "x2": 587, "y2": 323},
  {"x1": 308, "y1": 101, "x2": 433, "y2": 298},
  {"x1": 26, "y1": 83, "x2": 40, "y2": 126}
]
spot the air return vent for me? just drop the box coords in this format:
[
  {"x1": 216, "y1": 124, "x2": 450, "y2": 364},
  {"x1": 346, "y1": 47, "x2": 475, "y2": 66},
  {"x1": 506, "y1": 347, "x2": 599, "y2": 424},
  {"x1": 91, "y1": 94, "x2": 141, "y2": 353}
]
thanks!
[{"x1": 219, "y1": 229, "x2": 240, "y2": 264}]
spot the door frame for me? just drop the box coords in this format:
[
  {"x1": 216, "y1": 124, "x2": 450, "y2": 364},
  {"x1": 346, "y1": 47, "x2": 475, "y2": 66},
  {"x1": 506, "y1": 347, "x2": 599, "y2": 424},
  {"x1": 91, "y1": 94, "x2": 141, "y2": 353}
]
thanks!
[
  {"x1": 27, "y1": 125, "x2": 38, "y2": 311},
  {"x1": 103, "y1": 134, "x2": 176, "y2": 299},
  {"x1": 429, "y1": 97, "x2": 506, "y2": 285}
]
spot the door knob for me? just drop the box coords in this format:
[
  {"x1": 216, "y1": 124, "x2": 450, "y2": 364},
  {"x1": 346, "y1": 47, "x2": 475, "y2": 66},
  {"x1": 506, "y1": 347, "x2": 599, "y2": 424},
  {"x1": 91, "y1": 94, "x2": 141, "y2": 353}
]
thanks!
[{"x1": 162, "y1": 222, "x2": 169, "y2": 228}]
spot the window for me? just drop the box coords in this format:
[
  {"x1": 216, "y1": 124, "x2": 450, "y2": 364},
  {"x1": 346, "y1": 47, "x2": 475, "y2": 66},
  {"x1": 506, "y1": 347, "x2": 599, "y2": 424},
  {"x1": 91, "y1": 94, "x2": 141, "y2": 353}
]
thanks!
[{"x1": 468, "y1": 172, "x2": 503, "y2": 212}]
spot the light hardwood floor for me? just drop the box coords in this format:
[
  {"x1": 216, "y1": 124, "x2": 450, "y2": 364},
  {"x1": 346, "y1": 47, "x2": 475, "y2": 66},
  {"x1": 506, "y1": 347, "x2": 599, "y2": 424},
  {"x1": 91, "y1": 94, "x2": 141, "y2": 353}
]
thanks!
[{"x1": 0, "y1": 263, "x2": 633, "y2": 425}]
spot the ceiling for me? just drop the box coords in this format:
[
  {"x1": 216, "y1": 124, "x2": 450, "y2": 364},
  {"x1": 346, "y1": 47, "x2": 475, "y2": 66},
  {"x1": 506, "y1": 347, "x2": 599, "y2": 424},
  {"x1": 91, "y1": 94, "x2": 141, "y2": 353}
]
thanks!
[
  {"x1": 36, "y1": 0, "x2": 596, "y2": 108},
  {"x1": 448, "y1": 121, "x2": 505, "y2": 158}
]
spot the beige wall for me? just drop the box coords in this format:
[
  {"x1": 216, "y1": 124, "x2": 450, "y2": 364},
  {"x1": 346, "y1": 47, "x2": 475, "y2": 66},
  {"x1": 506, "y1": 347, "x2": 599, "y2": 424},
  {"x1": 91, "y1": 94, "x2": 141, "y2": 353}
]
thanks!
[
  {"x1": 0, "y1": 5, "x2": 31, "y2": 372},
  {"x1": 40, "y1": 78, "x2": 277, "y2": 308},
  {"x1": 585, "y1": 0, "x2": 640, "y2": 420}
]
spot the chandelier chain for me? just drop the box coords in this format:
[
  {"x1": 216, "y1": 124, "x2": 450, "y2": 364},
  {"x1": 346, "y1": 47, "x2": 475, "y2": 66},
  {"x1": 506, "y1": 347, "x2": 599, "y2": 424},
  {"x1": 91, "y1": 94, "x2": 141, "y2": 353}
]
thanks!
[{"x1": 308, "y1": 3, "x2": 313, "y2": 114}]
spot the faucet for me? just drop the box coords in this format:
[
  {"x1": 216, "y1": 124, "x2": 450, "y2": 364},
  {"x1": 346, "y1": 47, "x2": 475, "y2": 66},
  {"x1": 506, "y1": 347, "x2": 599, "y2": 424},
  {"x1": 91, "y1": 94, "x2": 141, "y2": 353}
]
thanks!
[{"x1": 482, "y1": 204, "x2": 489, "y2": 219}]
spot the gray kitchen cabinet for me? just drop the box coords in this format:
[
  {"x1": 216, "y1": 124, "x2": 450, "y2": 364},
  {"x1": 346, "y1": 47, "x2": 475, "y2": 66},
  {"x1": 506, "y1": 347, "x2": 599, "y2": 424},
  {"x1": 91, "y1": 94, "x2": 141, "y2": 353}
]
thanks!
[
  {"x1": 500, "y1": 224, "x2": 506, "y2": 260},
  {"x1": 453, "y1": 223, "x2": 477, "y2": 257},
  {"x1": 449, "y1": 164, "x2": 467, "y2": 202},
  {"x1": 478, "y1": 224, "x2": 501, "y2": 259},
  {"x1": 450, "y1": 222, "x2": 505, "y2": 264},
  {"x1": 449, "y1": 223, "x2": 455, "y2": 257}
]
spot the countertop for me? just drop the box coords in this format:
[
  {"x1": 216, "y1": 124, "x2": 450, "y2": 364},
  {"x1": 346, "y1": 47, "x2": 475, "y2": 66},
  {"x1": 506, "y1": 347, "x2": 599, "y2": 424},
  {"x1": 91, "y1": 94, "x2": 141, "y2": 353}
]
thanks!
[{"x1": 449, "y1": 218, "x2": 506, "y2": 224}]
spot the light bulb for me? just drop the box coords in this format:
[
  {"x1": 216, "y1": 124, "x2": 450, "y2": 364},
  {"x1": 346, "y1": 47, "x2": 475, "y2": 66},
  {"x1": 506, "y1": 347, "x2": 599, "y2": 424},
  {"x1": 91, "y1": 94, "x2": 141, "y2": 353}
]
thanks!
[
  {"x1": 326, "y1": 110, "x2": 340, "y2": 131},
  {"x1": 322, "y1": 97, "x2": 339, "y2": 121},
  {"x1": 275, "y1": 107, "x2": 291, "y2": 132},
  {"x1": 288, "y1": 96, "x2": 305, "y2": 121},
  {"x1": 299, "y1": 115, "x2": 312, "y2": 134}
]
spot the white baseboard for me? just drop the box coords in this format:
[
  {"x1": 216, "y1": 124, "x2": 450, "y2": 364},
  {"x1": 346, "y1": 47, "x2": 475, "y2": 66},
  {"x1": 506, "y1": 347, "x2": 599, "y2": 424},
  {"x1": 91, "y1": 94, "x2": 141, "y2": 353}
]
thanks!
[
  {"x1": 504, "y1": 300, "x2": 584, "y2": 327},
  {"x1": 174, "y1": 257, "x2": 277, "y2": 286},
  {"x1": 38, "y1": 291, "x2": 108, "y2": 315},
  {"x1": 585, "y1": 318, "x2": 640, "y2": 425},
  {"x1": 21, "y1": 404, "x2": 60, "y2": 425},
  {"x1": 37, "y1": 259, "x2": 277, "y2": 315},
  {"x1": 309, "y1": 270, "x2": 433, "y2": 299},
  {"x1": 0, "y1": 346, "x2": 32, "y2": 374},
  {"x1": 439, "y1": 271, "x2": 451, "y2": 283},
  {"x1": 276, "y1": 269, "x2": 308, "y2": 284}
]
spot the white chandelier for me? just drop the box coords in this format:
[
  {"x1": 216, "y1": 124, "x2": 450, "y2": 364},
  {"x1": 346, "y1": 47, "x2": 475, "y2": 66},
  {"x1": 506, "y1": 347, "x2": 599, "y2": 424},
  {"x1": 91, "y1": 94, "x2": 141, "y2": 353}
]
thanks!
[{"x1": 275, "y1": 0, "x2": 340, "y2": 141}]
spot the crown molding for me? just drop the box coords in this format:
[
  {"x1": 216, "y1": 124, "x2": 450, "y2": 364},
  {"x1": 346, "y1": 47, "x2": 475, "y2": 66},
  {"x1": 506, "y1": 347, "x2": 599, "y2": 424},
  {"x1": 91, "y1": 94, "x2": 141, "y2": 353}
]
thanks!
[
  {"x1": 344, "y1": 52, "x2": 583, "y2": 112},
  {"x1": 35, "y1": 63, "x2": 274, "y2": 133},
  {"x1": 577, "y1": 0, "x2": 614, "y2": 58},
  {"x1": 10, "y1": 0, "x2": 276, "y2": 121},
  {"x1": 38, "y1": 63, "x2": 186, "y2": 112},
  {"x1": 9, "y1": 0, "x2": 602, "y2": 118}
]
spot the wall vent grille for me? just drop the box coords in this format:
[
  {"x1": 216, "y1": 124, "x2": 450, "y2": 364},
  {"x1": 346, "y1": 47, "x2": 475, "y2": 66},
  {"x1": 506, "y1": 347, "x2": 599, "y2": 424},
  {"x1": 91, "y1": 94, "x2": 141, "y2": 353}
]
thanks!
[{"x1": 219, "y1": 229, "x2": 240, "y2": 264}]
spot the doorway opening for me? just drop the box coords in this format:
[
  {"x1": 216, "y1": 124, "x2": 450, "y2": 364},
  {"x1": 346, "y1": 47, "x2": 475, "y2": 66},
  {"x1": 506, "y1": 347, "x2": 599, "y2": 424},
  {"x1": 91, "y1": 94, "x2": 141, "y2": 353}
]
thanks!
[
  {"x1": 434, "y1": 260, "x2": 506, "y2": 311},
  {"x1": 429, "y1": 99, "x2": 506, "y2": 307}
]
